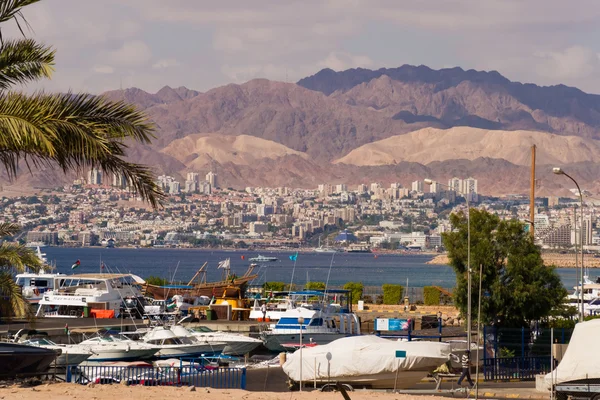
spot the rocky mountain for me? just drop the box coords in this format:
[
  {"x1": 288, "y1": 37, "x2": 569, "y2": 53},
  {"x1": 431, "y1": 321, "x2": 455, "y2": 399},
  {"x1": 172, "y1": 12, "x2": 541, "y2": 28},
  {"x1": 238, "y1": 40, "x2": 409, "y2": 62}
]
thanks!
[{"x1": 6, "y1": 65, "x2": 600, "y2": 196}]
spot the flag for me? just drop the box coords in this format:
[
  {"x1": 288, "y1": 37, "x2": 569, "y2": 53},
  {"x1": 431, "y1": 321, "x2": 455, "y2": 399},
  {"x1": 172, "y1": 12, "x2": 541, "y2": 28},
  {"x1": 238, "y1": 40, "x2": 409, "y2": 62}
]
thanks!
[
  {"x1": 71, "y1": 260, "x2": 81, "y2": 269},
  {"x1": 101, "y1": 262, "x2": 105, "y2": 270},
  {"x1": 217, "y1": 258, "x2": 230, "y2": 269},
  {"x1": 64, "y1": 323, "x2": 69, "y2": 335},
  {"x1": 289, "y1": 252, "x2": 298, "y2": 262}
]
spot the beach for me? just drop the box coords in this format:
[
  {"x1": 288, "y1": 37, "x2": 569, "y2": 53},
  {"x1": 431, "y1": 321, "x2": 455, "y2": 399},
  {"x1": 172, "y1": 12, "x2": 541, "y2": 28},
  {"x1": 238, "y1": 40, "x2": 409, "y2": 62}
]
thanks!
[
  {"x1": 1, "y1": 383, "x2": 442, "y2": 400},
  {"x1": 427, "y1": 253, "x2": 600, "y2": 268}
]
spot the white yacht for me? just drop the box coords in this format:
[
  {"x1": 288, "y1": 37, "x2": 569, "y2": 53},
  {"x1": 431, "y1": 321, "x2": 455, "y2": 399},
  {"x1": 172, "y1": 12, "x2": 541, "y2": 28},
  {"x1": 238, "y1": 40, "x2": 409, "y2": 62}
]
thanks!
[
  {"x1": 35, "y1": 273, "x2": 146, "y2": 318},
  {"x1": 141, "y1": 326, "x2": 224, "y2": 358},
  {"x1": 260, "y1": 304, "x2": 361, "y2": 352},
  {"x1": 19, "y1": 337, "x2": 92, "y2": 366},
  {"x1": 249, "y1": 296, "x2": 294, "y2": 322},
  {"x1": 567, "y1": 275, "x2": 600, "y2": 305},
  {"x1": 168, "y1": 325, "x2": 227, "y2": 354},
  {"x1": 79, "y1": 335, "x2": 158, "y2": 361},
  {"x1": 15, "y1": 247, "x2": 64, "y2": 304},
  {"x1": 175, "y1": 324, "x2": 262, "y2": 356}
]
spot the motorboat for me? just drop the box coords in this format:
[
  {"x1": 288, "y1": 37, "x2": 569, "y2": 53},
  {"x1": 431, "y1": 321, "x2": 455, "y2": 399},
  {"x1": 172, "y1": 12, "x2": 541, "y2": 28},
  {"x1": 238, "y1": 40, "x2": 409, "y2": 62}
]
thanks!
[
  {"x1": 15, "y1": 247, "x2": 64, "y2": 304},
  {"x1": 181, "y1": 325, "x2": 263, "y2": 356},
  {"x1": 260, "y1": 304, "x2": 360, "y2": 352},
  {"x1": 141, "y1": 326, "x2": 224, "y2": 359},
  {"x1": 248, "y1": 255, "x2": 279, "y2": 263},
  {"x1": 19, "y1": 337, "x2": 92, "y2": 366},
  {"x1": 566, "y1": 275, "x2": 600, "y2": 305},
  {"x1": 36, "y1": 273, "x2": 146, "y2": 318},
  {"x1": 79, "y1": 335, "x2": 159, "y2": 361},
  {"x1": 0, "y1": 342, "x2": 60, "y2": 377},
  {"x1": 282, "y1": 335, "x2": 451, "y2": 390},
  {"x1": 314, "y1": 237, "x2": 341, "y2": 253},
  {"x1": 249, "y1": 295, "x2": 294, "y2": 322},
  {"x1": 168, "y1": 325, "x2": 227, "y2": 354}
]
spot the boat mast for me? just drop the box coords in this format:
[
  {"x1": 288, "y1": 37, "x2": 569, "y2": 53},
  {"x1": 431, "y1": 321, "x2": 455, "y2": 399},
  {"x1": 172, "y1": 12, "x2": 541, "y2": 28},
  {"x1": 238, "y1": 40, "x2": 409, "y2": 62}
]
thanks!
[{"x1": 530, "y1": 145, "x2": 536, "y2": 239}]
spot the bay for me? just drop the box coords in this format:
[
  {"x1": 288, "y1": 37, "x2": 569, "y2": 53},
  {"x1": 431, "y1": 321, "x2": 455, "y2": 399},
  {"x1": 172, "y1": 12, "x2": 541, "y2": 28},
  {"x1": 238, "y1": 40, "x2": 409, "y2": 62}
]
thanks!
[{"x1": 40, "y1": 248, "x2": 586, "y2": 290}]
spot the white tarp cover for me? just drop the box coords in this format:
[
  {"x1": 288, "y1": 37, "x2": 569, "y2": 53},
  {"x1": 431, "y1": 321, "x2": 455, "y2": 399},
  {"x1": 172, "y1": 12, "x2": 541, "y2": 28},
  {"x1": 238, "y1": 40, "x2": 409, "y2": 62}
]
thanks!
[
  {"x1": 545, "y1": 319, "x2": 600, "y2": 386},
  {"x1": 282, "y1": 335, "x2": 451, "y2": 381}
]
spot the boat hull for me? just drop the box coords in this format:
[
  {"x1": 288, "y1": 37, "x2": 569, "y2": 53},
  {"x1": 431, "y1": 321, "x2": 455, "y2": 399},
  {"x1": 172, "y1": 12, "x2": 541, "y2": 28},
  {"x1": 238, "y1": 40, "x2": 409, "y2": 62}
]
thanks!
[
  {"x1": 0, "y1": 343, "x2": 59, "y2": 377},
  {"x1": 144, "y1": 276, "x2": 257, "y2": 300},
  {"x1": 223, "y1": 341, "x2": 262, "y2": 356},
  {"x1": 88, "y1": 348, "x2": 158, "y2": 362},
  {"x1": 294, "y1": 370, "x2": 429, "y2": 390},
  {"x1": 55, "y1": 352, "x2": 92, "y2": 366},
  {"x1": 153, "y1": 344, "x2": 223, "y2": 359}
]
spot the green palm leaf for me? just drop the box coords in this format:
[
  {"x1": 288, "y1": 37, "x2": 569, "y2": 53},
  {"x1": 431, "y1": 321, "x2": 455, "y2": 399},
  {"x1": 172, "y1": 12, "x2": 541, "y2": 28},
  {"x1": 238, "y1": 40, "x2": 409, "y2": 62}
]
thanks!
[
  {"x1": 0, "y1": 271, "x2": 30, "y2": 319},
  {"x1": 0, "y1": 242, "x2": 41, "y2": 273},
  {"x1": 0, "y1": 38, "x2": 54, "y2": 89},
  {"x1": 0, "y1": 222, "x2": 21, "y2": 237},
  {"x1": 0, "y1": 92, "x2": 165, "y2": 207}
]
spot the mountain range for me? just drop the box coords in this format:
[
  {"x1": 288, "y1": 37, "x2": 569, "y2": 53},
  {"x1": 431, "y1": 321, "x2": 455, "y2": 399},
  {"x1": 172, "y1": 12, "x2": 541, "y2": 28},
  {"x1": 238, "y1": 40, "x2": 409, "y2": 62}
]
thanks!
[{"x1": 6, "y1": 64, "x2": 600, "y2": 197}]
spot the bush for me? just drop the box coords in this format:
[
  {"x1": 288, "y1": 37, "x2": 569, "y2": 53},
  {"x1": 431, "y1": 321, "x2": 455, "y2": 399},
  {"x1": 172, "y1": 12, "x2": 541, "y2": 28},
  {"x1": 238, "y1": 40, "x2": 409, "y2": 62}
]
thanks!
[
  {"x1": 263, "y1": 281, "x2": 286, "y2": 292},
  {"x1": 423, "y1": 286, "x2": 441, "y2": 306},
  {"x1": 305, "y1": 282, "x2": 326, "y2": 290},
  {"x1": 382, "y1": 284, "x2": 404, "y2": 305},
  {"x1": 343, "y1": 282, "x2": 364, "y2": 304},
  {"x1": 146, "y1": 276, "x2": 168, "y2": 286}
]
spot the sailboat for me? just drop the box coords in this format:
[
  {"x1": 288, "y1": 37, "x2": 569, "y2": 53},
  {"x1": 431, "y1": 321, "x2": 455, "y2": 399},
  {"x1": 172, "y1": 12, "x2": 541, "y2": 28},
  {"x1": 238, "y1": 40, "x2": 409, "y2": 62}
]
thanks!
[
  {"x1": 314, "y1": 237, "x2": 339, "y2": 253},
  {"x1": 143, "y1": 259, "x2": 258, "y2": 300}
]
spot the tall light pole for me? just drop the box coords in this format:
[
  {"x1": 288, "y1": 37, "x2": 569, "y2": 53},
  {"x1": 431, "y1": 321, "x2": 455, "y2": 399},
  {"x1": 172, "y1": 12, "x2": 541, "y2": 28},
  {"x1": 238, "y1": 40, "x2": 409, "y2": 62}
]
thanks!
[
  {"x1": 425, "y1": 178, "x2": 472, "y2": 345},
  {"x1": 553, "y1": 167, "x2": 584, "y2": 322},
  {"x1": 298, "y1": 316, "x2": 304, "y2": 391}
]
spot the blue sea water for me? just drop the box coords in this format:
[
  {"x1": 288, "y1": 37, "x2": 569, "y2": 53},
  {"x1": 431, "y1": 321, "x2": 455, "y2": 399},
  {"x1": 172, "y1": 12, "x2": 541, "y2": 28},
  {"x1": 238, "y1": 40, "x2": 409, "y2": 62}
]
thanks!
[{"x1": 40, "y1": 247, "x2": 583, "y2": 290}]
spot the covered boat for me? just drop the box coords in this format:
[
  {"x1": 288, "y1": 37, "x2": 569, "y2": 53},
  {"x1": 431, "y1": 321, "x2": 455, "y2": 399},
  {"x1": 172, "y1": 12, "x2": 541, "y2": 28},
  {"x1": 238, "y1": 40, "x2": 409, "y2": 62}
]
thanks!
[{"x1": 282, "y1": 335, "x2": 451, "y2": 390}]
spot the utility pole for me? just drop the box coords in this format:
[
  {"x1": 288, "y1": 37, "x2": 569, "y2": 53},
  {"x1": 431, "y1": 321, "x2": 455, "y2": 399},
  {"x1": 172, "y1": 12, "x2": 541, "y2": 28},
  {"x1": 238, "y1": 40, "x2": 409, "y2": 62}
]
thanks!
[{"x1": 530, "y1": 145, "x2": 536, "y2": 239}]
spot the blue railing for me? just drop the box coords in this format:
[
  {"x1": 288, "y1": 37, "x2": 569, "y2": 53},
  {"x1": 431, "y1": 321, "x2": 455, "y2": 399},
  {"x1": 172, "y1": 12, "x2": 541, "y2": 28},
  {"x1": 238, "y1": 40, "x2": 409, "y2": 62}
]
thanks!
[
  {"x1": 483, "y1": 356, "x2": 551, "y2": 381},
  {"x1": 67, "y1": 364, "x2": 246, "y2": 389}
]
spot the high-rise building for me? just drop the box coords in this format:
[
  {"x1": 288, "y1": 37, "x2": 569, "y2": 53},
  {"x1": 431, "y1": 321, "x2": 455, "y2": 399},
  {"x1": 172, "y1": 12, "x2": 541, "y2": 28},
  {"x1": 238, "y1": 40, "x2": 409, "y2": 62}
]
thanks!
[
  {"x1": 357, "y1": 184, "x2": 368, "y2": 193},
  {"x1": 206, "y1": 171, "x2": 218, "y2": 189},
  {"x1": 335, "y1": 184, "x2": 347, "y2": 193},
  {"x1": 169, "y1": 181, "x2": 180, "y2": 194},
  {"x1": 448, "y1": 177, "x2": 462, "y2": 193},
  {"x1": 88, "y1": 168, "x2": 102, "y2": 185},
  {"x1": 411, "y1": 180, "x2": 423, "y2": 193},
  {"x1": 429, "y1": 181, "x2": 441, "y2": 193},
  {"x1": 112, "y1": 172, "x2": 127, "y2": 189},
  {"x1": 463, "y1": 177, "x2": 478, "y2": 194}
]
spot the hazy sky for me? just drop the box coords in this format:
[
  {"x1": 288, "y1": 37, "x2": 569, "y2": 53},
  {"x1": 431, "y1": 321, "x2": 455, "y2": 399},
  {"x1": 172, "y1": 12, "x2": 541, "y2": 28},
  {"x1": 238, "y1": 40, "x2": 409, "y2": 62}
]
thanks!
[{"x1": 11, "y1": 0, "x2": 600, "y2": 94}]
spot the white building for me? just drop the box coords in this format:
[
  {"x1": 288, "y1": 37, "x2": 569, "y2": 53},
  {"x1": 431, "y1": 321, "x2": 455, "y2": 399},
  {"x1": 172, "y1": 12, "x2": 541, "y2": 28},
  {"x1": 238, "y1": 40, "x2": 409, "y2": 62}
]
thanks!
[
  {"x1": 88, "y1": 169, "x2": 102, "y2": 185},
  {"x1": 206, "y1": 171, "x2": 218, "y2": 189},
  {"x1": 411, "y1": 180, "x2": 423, "y2": 193}
]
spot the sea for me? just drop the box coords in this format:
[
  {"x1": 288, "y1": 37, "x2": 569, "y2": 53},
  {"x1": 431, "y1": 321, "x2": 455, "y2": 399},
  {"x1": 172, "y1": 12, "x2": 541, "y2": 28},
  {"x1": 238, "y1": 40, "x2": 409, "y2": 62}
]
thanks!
[{"x1": 39, "y1": 248, "x2": 584, "y2": 290}]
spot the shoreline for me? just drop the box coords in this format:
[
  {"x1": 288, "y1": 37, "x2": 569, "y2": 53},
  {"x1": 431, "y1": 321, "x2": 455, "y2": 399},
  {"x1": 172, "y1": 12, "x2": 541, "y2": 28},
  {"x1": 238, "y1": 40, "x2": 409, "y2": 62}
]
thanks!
[{"x1": 427, "y1": 253, "x2": 600, "y2": 268}]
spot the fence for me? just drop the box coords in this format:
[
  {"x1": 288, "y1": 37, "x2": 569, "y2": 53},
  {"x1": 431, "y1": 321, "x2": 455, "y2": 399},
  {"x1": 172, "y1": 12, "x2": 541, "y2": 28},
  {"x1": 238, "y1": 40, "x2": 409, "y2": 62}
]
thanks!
[
  {"x1": 67, "y1": 363, "x2": 246, "y2": 389},
  {"x1": 483, "y1": 356, "x2": 552, "y2": 381}
]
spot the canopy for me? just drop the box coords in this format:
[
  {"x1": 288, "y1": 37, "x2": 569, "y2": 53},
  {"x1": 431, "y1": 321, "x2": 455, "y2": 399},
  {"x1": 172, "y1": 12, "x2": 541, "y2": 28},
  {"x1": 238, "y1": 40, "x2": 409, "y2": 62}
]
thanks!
[{"x1": 544, "y1": 319, "x2": 600, "y2": 388}]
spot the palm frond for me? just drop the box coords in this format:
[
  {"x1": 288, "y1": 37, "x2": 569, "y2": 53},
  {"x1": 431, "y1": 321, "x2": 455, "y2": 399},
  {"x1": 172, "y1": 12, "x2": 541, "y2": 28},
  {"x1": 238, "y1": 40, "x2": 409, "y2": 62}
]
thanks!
[
  {"x1": 0, "y1": 38, "x2": 54, "y2": 89},
  {"x1": 0, "y1": 242, "x2": 41, "y2": 273},
  {"x1": 0, "y1": 271, "x2": 30, "y2": 319},
  {"x1": 0, "y1": 222, "x2": 21, "y2": 237},
  {"x1": 0, "y1": 92, "x2": 165, "y2": 207},
  {"x1": 0, "y1": 0, "x2": 38, "y2": 43}
]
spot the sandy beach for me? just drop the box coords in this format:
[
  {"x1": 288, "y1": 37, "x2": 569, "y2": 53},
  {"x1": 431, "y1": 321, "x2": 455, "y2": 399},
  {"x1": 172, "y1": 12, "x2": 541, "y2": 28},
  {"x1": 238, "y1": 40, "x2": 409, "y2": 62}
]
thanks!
[{"x1": 0, "y1": 383, "x2": 442, "y2": 400}]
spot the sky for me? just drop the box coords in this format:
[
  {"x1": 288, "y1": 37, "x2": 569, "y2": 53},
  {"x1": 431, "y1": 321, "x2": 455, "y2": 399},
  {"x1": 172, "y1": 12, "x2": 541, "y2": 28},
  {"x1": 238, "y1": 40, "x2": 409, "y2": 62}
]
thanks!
[{"x1": 9, "y1": 0, "x2": 600, "y2": 94}]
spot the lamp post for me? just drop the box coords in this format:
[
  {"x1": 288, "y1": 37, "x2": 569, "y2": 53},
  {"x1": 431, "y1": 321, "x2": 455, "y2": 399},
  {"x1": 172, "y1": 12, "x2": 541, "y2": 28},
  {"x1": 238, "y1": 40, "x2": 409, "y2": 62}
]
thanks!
[
  {"x1": 553, "y1": 167, "x2": 584, "y2": 322},
  {"x1": 425, "y1": 178, "x2": 471, "y2": 346},
  {"x1": 298, "y1": 316, "x2": 304, "y2": 391}
]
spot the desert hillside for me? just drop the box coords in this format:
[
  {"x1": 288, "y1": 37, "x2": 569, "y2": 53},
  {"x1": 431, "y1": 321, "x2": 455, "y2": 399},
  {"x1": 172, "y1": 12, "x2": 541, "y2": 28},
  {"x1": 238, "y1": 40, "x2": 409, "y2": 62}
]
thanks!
[{"x1": 334, "y1": 127, "x2": 600, "y2": 166}]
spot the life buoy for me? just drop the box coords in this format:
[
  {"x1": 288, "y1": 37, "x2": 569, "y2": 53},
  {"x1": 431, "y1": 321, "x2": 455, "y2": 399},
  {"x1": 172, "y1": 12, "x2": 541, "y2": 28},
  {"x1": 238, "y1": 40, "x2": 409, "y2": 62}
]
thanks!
[{"x1": 33, "y1": 288, "x2": 40, "y2": 296}]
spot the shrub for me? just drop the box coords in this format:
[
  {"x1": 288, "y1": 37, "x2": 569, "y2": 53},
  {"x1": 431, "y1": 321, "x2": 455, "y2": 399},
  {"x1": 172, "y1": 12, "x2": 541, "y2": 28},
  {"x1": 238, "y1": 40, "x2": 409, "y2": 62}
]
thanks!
[
  {"x1": 423, "y1": 286, "x2": 441, "y2": 306},
  {"x1": 146, "y1": 276, "x2": 168, "y2": 286},
  {"x1": 305, "y1": 282, "x2": 326, "y2": 290},
  {"x1": 343, "y1": 282, "x2": 364, "y2": 304},
  {"x1": 263, "y1": 281, "x2": 286, "y2": 293},
  {"x1": 382, "y1": 284, "x2": 403, "y2": 305}
]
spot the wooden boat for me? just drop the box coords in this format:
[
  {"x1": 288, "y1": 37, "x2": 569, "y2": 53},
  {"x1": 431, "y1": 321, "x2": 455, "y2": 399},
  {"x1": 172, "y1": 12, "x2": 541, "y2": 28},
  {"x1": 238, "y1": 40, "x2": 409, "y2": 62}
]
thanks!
[{"x1": 143, "y1": 260, "x2": 258, "y2": 300}]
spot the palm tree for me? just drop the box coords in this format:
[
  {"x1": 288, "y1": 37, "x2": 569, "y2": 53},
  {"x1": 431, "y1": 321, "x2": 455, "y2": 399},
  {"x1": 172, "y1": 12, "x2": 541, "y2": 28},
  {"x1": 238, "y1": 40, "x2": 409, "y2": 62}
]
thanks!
[{"x1": 0, "y1": 0, "x2": 165, "y2": 317}]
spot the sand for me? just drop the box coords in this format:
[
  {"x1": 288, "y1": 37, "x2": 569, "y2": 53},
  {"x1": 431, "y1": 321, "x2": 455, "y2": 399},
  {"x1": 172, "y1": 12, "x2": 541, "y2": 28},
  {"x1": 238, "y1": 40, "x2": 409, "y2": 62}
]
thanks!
[
  {"x1": 427, "y1": 253, "x2": 600, "y2": 268},
  {"x1": 0, "y1": 383, "x2": 442, "y2": 400}
]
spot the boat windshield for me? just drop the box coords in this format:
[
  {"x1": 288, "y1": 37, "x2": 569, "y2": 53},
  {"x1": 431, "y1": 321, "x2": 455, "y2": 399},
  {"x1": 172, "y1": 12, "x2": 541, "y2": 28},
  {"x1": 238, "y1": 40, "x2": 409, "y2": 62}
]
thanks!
[
  {"x1": 24, "y1": 338, "x2": 57, "y2": 346},
  {"x1": 192, "y1": 326, "x2": 214, "y2": 333}
]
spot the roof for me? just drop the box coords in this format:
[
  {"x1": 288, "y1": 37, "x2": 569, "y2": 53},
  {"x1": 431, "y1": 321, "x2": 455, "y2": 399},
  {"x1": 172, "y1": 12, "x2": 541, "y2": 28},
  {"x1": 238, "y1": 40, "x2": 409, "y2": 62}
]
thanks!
[{"x1": 61, "y1": 273, "x2": 145, "y2": 283}]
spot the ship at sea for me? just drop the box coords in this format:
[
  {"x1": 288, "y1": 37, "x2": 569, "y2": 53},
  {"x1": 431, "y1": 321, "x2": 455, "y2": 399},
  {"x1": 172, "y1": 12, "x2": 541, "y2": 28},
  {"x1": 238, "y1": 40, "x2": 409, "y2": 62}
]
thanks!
[
  {"x1": 143, "y1": 259, "x2": 258, "y2": 300},
  {"x1": 313, "y1": 237, "x2": 341, "y2": 253},
  {"x1": 248, "y1": 254, "x2": 279, "y2": 262}
]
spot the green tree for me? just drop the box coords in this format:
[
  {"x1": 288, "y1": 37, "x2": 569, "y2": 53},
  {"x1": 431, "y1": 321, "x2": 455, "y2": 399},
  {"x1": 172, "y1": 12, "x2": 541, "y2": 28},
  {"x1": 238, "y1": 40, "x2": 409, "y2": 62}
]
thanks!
[
  {"x1": 443, "y1": 209, "x2": 566, "y2": 328},
  {"x1": 0, "y1": 0, "x2": 164, "y2": 317},
  {"x1": 305, "y1": 281, "x2": 326, "y2": 290}
]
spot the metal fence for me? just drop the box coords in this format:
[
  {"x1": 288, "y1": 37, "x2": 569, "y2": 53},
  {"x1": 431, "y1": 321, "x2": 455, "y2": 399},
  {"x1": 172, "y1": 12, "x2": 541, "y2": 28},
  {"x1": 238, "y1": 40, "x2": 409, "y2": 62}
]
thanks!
[
  {"x1": 483, "y1": 356, "x2": 552, "y2": 381},
  {"x1": 67, "y1": 364, "x2": 246, "y2": 389}
]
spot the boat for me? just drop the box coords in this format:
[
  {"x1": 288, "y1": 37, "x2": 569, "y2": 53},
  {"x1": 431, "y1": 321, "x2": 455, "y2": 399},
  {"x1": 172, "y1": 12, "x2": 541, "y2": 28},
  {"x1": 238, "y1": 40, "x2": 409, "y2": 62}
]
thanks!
[
  {"x1": 0, "y1": 342, "x2": 60, "y2": 377},
  {"x1": 567, "y1": 274, "x2": 600, "y2": 305},
  {"x1": 168, "y1": 325, "x2": 228, "y2": 354},
  {"x1": 141, "y1": 326, "x2": 224, "y2": 359},
  {"x1": 78, "y1": 334, "x2": 159, "y2": 361},
  {"x1": 25, "y1": 241, "x2": 47, "y2": 248},
  {"x1": 18, "y1": 336, "x2": 93, "y2": 366},
  {"x1": 314, "y1": 237, "x2": 340, "y2": 253},
  {"x1": 260, "y1": 291, "x2": 360, "y2": 352},
  {"x1": 249, "y1": 294, "x2": 295, "y2": 322},
  {"x1": 346, "y1": 244, "x2": 371, "y2": 253},
  {"x1": 15, "y1": 247, "x2": 64, "y2": 304},
  {"x1": 35, "y1": 273, "x2": 147, "y2": 318},
  {"x1": 282, "y1": 336, "x2": 451, "y2": 390},
  {"x1": 179, "y1": 325, "x2": 263, "y2": 356},
  {"x1": 143, "y1": 260, "x2": 258, "y2": 301},
  {"x1": 248, "y1": 255, "x2": 279, "y2": 262}
]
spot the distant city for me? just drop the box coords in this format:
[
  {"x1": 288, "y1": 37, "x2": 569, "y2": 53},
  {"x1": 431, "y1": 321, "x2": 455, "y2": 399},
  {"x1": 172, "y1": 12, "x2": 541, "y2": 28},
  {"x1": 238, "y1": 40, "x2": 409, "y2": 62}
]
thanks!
[{"x1": 5, "y1": 169, "x2": 594, "y2": 252}]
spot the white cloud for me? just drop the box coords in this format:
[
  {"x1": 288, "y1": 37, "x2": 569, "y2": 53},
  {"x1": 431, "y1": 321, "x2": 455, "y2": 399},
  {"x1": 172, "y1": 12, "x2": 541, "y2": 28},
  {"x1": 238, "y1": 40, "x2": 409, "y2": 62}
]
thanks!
[
  {"x1": 107, "y1": 40, "x2": 152, "y2": 67},
  {"x1": 318, "y1": 52, "x2": 373, "y2": 71},
  {"x1": 534, "y1": 46, "x2": 600, "y2": 80},
  {"x1": 92, "y1": 65, "x2": 115, "y2": 74},
  {"x1": 152, "y1": 59, "x2": 181, "y2": 70}
]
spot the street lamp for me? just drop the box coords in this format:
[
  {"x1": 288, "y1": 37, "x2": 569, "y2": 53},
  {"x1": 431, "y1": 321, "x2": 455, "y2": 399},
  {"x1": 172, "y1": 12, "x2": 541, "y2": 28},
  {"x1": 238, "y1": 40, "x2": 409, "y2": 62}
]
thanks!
[
  {"x1": 298, "y1": 316, "x2": 305, "y2": 391},
  {"x1": 424, "y1": 178, "x2": 472, "y2": 346},
  {"x1": 553, "y1": 167, "x2": 584, "y2": 322}
]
